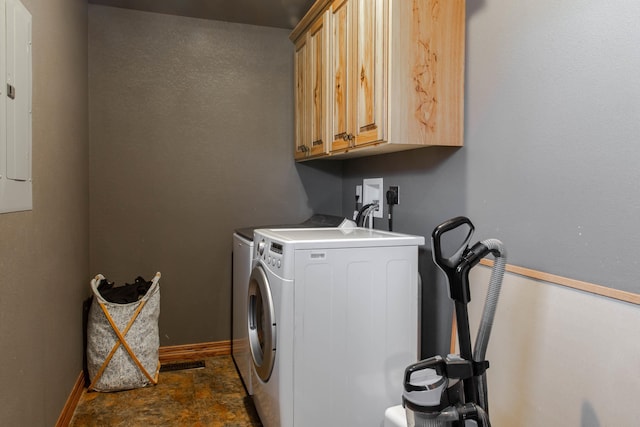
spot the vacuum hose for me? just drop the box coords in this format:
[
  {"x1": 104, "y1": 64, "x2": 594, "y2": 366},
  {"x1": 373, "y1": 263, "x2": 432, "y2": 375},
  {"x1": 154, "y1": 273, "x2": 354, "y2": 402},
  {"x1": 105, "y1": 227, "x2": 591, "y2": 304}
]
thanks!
[
  {"x1": 473, "y1": 238, "x2": 506, "y2": 418},
  {"x1": 473, "y1": 239, "x2": 507, "y2": 361}
]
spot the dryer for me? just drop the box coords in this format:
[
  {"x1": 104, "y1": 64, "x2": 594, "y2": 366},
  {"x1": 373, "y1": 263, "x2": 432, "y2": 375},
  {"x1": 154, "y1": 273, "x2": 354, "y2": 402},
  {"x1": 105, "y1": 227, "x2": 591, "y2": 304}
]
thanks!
[
  {"x1": 232, "y1": 233, "x2": 254, "y2": 394},
  {"x1": 248, "y1": 227, "x2": 425, "y2": 427}
]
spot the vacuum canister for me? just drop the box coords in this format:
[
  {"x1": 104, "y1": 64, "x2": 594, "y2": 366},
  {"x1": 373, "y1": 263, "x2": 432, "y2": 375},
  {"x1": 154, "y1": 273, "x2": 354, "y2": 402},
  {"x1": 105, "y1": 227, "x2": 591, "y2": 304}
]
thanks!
[{"x1": 402, "y1": 356, "x2": 465, "y2": 427}]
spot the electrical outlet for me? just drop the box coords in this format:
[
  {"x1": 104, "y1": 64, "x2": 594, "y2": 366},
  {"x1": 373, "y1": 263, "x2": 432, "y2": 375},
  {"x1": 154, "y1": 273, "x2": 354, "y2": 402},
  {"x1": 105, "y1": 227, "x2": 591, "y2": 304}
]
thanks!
[
  {"x1": 363, "y1": 178, "x2": 383, "y2": 218},
  {"x1": 389, "y1": 186, "x2": 399, "y2": 205}
]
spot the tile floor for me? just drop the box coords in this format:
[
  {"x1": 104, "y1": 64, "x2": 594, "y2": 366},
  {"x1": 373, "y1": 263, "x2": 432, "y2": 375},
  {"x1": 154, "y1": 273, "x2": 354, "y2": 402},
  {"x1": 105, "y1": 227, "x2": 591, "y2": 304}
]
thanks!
[{"x1": 70, "y1": 356, "x2": 262, "y2": 427}]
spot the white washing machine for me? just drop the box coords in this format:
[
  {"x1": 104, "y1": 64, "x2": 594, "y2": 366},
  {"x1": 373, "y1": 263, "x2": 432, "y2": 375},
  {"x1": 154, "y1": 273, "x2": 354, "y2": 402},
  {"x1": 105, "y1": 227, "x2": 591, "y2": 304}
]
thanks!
[
  {"x1": 248, "y1": 227, "x2": 425, "y2": 427},
  {"x1": 232, "y1": 215, "x2": 353, "y2": 395}
]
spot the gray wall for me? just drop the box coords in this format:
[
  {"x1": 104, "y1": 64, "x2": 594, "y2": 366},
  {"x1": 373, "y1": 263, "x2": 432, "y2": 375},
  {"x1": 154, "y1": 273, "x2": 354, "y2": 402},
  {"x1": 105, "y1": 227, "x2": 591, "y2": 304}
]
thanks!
[
  {"x1": 342, "y1": 0, "x2": 640, "y2": 356},
  {"x1": 0, "y1": 0, "x2": 89, "y2": 425},
  {"x1": 88, "y1": 5, "x2": 342, "y2": 346},
  {"x1": 82, "y1": 0, "x2": 639, "y2": 384}
]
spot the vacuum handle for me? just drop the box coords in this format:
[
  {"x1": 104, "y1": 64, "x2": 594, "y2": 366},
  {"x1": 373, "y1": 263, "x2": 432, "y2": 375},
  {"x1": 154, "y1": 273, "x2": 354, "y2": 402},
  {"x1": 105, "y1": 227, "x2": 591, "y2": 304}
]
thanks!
[
  {"x1": 403, "y1": 356, "x2": 447, "y2": 392},
  {"x1": 431, "y1": 216, "x2": 475, "y2": 271}
]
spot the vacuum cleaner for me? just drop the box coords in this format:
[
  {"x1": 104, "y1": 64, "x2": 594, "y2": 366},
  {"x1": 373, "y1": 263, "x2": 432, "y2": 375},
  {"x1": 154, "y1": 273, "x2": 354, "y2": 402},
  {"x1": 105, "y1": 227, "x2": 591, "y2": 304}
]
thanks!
[{"x1": 402, "y1": 217, "x2": 507, "y2": 427}]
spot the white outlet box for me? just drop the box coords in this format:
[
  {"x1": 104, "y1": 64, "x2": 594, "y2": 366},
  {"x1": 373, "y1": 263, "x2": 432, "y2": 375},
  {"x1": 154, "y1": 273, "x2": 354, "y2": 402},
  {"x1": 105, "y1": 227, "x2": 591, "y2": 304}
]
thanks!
[{"x1": 362, "y1": 178, "x2": 383, "y2": 218}]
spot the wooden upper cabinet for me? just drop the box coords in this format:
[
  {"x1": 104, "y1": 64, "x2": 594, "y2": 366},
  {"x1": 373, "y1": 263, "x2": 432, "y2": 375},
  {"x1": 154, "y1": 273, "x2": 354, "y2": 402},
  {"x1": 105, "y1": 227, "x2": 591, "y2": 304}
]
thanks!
[
  {"x1": 294, "y1": 11, "x2": 329, "y2": 160},
  {"x1": 291, "y1": 0, "x2": 465, "y2": 160}
]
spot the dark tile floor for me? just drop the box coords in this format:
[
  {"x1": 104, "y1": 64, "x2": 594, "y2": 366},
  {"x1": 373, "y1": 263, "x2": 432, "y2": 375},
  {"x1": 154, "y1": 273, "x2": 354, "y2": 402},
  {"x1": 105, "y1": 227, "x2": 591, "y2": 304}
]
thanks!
[{"x1": 70, "y1": 356, "x2": 262, "y2": 427}]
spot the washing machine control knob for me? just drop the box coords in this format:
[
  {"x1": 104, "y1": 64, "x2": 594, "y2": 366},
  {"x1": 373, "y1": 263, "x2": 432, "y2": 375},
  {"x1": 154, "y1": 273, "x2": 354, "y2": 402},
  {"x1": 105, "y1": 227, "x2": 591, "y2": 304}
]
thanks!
[{"x1": 257, "y1": 239, "x2": 266, "y2": 256}]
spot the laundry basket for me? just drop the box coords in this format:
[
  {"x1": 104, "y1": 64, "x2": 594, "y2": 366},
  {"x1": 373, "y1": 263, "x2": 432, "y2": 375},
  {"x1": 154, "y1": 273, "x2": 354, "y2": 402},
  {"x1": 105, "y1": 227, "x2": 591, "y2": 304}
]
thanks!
[{"x1": 86, "y1": 272, "x2": 161, "y2": 392}]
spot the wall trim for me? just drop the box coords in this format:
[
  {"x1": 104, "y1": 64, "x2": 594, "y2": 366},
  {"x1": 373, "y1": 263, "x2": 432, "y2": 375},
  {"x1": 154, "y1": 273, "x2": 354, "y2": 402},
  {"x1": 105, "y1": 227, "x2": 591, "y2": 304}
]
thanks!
[
  {"x1": 479, "y1": 259, "x2": 640, "y2": 305},
  {"x1": 56, "y1": 340, "x2": 232, "y2": 427},
  {"x1": 158, "y1": 340, "x2": 231, "y2": 363},
  {"x1": 55, "y1": 372, "x2": 85, "y2": 427},
  {"x1": 450, "y1": 262, "x2": 640, "y2": 353}
]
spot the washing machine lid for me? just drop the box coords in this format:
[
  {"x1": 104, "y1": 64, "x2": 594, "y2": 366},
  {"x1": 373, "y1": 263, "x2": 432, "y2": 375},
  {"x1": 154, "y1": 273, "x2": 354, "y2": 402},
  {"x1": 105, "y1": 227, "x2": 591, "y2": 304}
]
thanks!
[
  {"x1": 255, "y1": 227, "x2": 425, "y2": 249},
  {"x1": 235, "y1": 214, "x2": 352, "y2": 241}
]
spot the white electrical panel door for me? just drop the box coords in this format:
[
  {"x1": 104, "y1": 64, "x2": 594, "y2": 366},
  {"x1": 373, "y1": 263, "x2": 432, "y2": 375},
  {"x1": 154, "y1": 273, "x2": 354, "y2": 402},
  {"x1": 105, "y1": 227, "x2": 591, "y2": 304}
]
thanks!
[
  {"x1": 0, "y1": 1, "x2": 5, "y2": 182},
  {"x1": 1, "y1": 0, "x2": 32, "y2": 213},
  {"x1": 6, "y1": 0, "x2": 31, "y2": 180}
]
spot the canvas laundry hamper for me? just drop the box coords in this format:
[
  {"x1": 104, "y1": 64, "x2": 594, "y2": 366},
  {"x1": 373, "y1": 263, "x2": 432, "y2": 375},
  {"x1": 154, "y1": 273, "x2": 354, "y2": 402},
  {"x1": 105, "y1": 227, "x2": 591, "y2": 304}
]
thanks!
[{"x1": 87, "y1": 272, "x2": 161, "y2": 392}]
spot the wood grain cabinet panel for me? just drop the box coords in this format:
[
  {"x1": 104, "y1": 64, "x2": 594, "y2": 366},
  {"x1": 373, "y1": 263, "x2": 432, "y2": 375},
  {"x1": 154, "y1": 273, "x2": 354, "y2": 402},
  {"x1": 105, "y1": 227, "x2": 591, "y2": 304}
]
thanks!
[
  {"x1": 351, "y1": 0, "x2": 386, "y2": 148},
  {"x1": 291, "y1": 0, "x2": 465, "y2": 160},
  {"x1": 329, "y1": 0, "x2": 350, "y2": 152},
  {"x1": 293, "y1": 11, "x2": 330, "y2": 160},
  {"x1": 293, "y1": 35, "x2": 309, "y2": 160}
]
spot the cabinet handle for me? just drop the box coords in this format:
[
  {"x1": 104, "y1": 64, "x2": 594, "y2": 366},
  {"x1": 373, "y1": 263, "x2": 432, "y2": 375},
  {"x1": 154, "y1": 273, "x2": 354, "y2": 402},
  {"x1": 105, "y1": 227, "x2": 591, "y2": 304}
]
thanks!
[
  {"x1": 333, "y1": 132, "x2": 354, "y2": 144},
  {"x1": 348, "y1": 134, "x2": 355, "y2": 147},
  {"x1": 312, "y1": 139, "x2": 323, "y2": 147}
]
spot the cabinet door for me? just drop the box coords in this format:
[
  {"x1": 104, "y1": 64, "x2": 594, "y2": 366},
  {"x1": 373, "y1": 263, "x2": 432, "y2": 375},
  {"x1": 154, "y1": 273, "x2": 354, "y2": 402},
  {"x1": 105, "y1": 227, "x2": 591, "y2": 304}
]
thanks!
[
  {"x1": 307, "y1": 13, "x2": 329, "y2": 157},
  {"x1": 294, "y1": 36, "x2": 309, "y2": 160},
  {"x1": 329, "y1": 0, "x2": 351, "y2": 152},
  {"x1": 353, "y1": 0, "x2": 386, "y2": 146},
  {"x1": 330, "y1": 0, "x2": 386, "y2": 153}
]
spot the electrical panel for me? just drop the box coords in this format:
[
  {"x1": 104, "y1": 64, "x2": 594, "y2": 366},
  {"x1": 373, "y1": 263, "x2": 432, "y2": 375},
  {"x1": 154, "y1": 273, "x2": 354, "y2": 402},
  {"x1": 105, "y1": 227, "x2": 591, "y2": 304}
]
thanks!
[{"x1": 0, "y1": 0, "x2": 32, "y2": 213}]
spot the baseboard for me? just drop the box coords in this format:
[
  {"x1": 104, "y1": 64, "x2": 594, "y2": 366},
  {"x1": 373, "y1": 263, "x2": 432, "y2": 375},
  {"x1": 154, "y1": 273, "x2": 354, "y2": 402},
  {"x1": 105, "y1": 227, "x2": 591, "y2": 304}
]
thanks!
[
  {"x1": 56, "y1": 340, "x2": 232, "y2": 427},
  {"x1": 55, "y1": 371, "x2": 85, "y2": 427},
  {"x1": 159, "y1": 340, "x2": 232, "y2": 363}
]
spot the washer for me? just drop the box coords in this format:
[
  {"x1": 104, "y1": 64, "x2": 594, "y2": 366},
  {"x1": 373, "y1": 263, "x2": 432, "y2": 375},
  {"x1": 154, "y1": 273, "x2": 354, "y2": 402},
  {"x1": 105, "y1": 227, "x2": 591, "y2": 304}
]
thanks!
[
  {"x1": 232, "y1": 215, "x2": 352, "y2": 394},
  {"x1": 248, "y1": 227, "x2": 424, "y2": 427}
]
